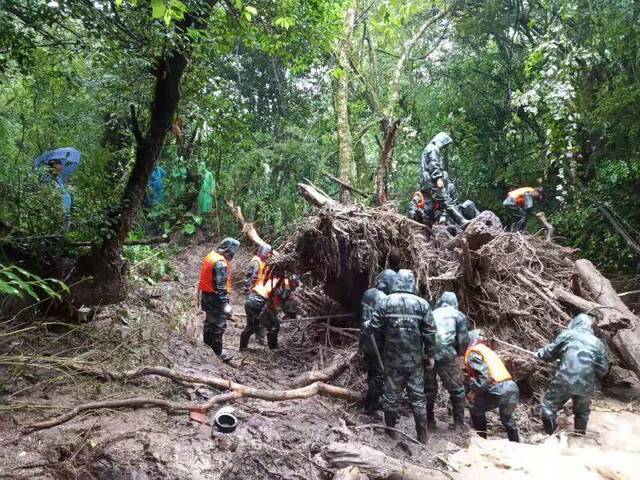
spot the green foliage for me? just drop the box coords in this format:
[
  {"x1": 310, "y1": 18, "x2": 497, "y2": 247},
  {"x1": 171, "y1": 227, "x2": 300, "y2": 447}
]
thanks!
[
  {"x1": 0, "y1": 263, "x2": 68, "y2": 300},
  {"x1": 122, "y1": 245, "x2": 178, "y2": 283}
]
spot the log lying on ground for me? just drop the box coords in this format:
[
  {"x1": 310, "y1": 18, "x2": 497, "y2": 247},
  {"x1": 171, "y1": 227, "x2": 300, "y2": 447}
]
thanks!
[
  {"x1": 26, "y1": 362, "x2": 363, "y2": 431},
  {"x1": 576, "y1": 259, "x2": 640, "y2": 379},
  {"x1": 291, "y1": 351, "x2": 358, "y2": 387},
  {"x1": 323, "y1": 442, "x2": 452, "y2": 480},
  {"x1": 333, "y1": 466, "x2": 369, "y2": 480}
]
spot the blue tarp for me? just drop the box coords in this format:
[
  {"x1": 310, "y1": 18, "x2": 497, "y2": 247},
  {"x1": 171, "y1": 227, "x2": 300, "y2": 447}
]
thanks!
[
  {"x1": 34, "y1": 147, "x2": 81, "y2": 184},
  {"x1": 146, "y1": 165, "x2": 166, "y2": 207}
]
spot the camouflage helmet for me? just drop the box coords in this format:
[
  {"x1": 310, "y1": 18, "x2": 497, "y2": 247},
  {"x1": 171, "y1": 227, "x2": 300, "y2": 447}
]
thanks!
[
  {"x1": 257, "y1": 244, "x2": 273, "y2": 259},
  {"x1": 435, "y1": 291, "x2": 458, "y2": 309},
  {"x1": 392, "y1": 269, "x2": 416, "y2": 294},
  {"x1": 430, "y1": 132, "x2": 453, "y2": 149},
  {"x1": 217, "y1": 237, "x2": 240, "y2": 260},
  {"x1": 376, "y1": 269, "x2": 396, "y2": 295},
  {"x1": 468, "y1": 329, "x2": 486, "y2": 345}
]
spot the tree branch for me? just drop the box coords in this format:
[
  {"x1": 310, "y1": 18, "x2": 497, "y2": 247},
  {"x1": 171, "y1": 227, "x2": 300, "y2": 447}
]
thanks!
[{"x1": 129, "y1": 104, "x2": 144, "y2": 146}]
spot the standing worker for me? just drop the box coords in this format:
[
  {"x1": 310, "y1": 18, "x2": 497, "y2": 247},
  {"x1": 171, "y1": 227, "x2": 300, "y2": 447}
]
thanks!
[
  {"x1": 502, "y1": 187, "x2": 544, "y2": 231},
  {"x1": 420, "y1": 132, "x2": 468, "y2": 226},
  {"x1": 425, "y1": 291, "x2": 469, "y2": 431},
  {"x1": 240, "y1": 275, "x2": 299, "y2": 350},
  {"x1": 370, "y1": 269, "x2": 436, "y2": 444},
  {"x1": 244, "y1": 244, "x2": 273, "y2": 345},
  {"x1": 464, "y1": 330, "x2": 520, "y2": 442},
  {"x1": 537, "y1": 314, "x2": 608, "y2": 435},
  {"x1": 360, "y1": 269, "x2": 396, "y2": 413},
  {"x1": 198, "y1": 238, "x2": 240, "y2": 362}
]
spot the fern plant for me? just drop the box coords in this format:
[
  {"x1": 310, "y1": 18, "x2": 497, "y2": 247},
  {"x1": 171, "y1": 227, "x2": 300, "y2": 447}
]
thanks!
[{"x1": 0, "y1": 264, "x2": 68, "y2": 301}]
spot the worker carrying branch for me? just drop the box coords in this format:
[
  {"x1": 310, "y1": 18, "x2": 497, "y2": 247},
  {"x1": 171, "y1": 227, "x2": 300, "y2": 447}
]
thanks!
[
  {"x1": 198, "y1": 237, "x2": 240, "y2": 362},
  {"x1": 503, "y1": 186, "x2": 544, "y2": 231}
]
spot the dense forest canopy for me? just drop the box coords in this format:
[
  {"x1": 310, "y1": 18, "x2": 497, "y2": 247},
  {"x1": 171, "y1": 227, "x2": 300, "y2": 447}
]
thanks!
[{"x1": 1, "y1": 0, "x2": 639, "y2": 275}]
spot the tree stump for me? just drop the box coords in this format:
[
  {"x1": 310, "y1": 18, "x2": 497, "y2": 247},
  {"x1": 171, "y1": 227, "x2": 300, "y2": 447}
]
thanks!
[{"x1": 463, "y1": 210, "x2": 503, "y2": 251}]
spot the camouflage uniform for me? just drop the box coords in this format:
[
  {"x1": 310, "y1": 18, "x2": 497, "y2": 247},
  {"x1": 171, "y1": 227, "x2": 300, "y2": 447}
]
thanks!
[
  {"x1": 370, "y1": 270, "x2": 436, "y2": 443},
  {"x1": 242, "y1": 245, "x2": 272, "y2": 347},
  {"x1": 465, "y1": 331, "x2": 520, "y2": 442},
  {"x1": 420, "y1": 132, "x2": 468, "y2": 226},
  {"x1": 200, "y1": 238, "x2": 240, "y2": 360},
  {"x1": 359, "y1": 269, "x2": 396, "y2": 411},
  {"x1": 537, "y1": 314, "x2": 608, "y2": 434},
  {"x1": 424, "y1": 292, "x2": 469, "y2": 429}
]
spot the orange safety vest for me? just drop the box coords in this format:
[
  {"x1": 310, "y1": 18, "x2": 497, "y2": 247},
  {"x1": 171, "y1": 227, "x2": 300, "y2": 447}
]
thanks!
[
  {"x1": 198, "y1": 251, "x2": 232, "y2": 293},
  {"x1": 250, "y1": 255, "x2": 267, "y2": 289},
  {"x1": 252, "y1": 277, "x2": 289, "y2": 305},
  {"x1": 464, "y1": 343, "x2": 512, "y2": 384},
  {"x1": 507, "y1": 187, "x2": 535, "y2": 207},
  {"x1": 413, "y1": 191, "x2": 425, "y2": 209}
]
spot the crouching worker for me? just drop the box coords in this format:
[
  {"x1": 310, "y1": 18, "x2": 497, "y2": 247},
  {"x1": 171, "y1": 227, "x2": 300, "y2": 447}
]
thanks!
[
  {"x1": 198, "y1": 238, "x2": 240, "y2": 362},
  {"x1": 503, "y1": 186, "x2": 544, "y2": 231},
  {"x1": 464, "y1": 330, "x2": 520, "y2": 442},
  {"x1": 360, "y1": 269, "x2": 396, "y2": 413},
  {"x1": 537, "y1": 314, "x2": 608, "y2": 435},
  {"x1": 240, "y1": 275, "x2": 299, "y2": 350},
  {"x1": 370, "y1": 269, "x2": 436, "y2": 444},
  {"x1": 425, "y1": 291, "x2": 469, "y2": 431}
]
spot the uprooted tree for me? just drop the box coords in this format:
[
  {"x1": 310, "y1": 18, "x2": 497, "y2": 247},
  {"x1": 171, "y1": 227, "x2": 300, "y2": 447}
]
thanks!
[{"x1": 271, "y1": 183, "x2": 640, "y2": 390}]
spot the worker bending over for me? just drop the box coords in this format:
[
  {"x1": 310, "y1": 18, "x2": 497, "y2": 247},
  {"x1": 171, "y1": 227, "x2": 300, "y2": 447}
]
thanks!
[
  {"x1": 503, "y1": 187, "x2": 544, "y2": 231},
  {"x1": 244, "y1": 244, "x2": 273, "y2": 345},
  {"x1": 464, "y1": 330, "x2": 520, "y2": 442}
]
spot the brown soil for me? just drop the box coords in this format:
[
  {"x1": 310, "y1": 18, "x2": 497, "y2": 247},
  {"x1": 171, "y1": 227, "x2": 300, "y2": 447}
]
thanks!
[{"x1": 0, "y1": 243, "x2": 466, "y2": 479}]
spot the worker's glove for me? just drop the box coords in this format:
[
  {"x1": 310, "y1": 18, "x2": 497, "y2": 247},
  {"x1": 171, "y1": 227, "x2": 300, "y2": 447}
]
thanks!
[
  {"x1": 436, "y1": 177, "x2": 445, "y2": 188},
  {"x1": 223, "y1": 304, "x2": 232, "y2": 315}
]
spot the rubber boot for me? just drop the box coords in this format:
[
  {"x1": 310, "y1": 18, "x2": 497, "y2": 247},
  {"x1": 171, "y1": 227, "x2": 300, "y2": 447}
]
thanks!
[
  {"x1": 267, "y1": 332, "x2": 278, "y2": 350},
  {"x1": 448, "y1": 205, "x2": 470, "y2": 227},
  {"x1": 256, "y1": 327, "x2": 266, "y2": 346},
  {"x1": 239, "y1": 330, "x2": 251, "y2": 351},
  {"x1": 506, "y1": 427, "x2": 520, "y2": 443},
  {"x1": 471, "y1": 412, "x2": 488, "y2": 439},
  {"x1": 574, "y1": 417, "x2": 588, "y2": 435},
  {"x1": 426, "y1": 397, "x2": 437, "y2": 431},
  {"x1": 384, "y1": 411, "x2": 398, "y2": 439},
  {"x1": 542, "y1": 416, "x2": 557, "y2": 435},
  {"x1": 211, "y1": 337, "x2": 234, "y2": 363},
  {"x1": 451, "y1": 397, "x2": 466, "y2": 432},
  {"x1": 414, "y1": 413, "x2": 428, "y2": 444}
]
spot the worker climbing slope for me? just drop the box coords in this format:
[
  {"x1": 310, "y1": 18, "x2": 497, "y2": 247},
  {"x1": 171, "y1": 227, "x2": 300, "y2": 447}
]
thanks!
[
  {"x1": 464, "y1": 330, "x2": 520, "y2": 442},
  {"x1": 197, "y1": 237, "x2": 240, "y2": 362},
  {"x1": 537, "y1": 314, "x2": 608, "y2": 435},
  {"x1": 425, "y1": 291, "x2": 469, "y2": 432},
  {"x1": 370, "y1": 269, "x2": 436, "y2": 444},
  {"x1": 360, "y1": 269, "x2": 396, "y2": 413},
  {"x1": 503, "y1": 186, "x2": 544, "y2": 231}
]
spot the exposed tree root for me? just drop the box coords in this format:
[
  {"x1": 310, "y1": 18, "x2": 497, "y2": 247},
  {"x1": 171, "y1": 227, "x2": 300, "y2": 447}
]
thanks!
[{"x1": 291, "y1": 351, "x2": 358, "y2": 387}]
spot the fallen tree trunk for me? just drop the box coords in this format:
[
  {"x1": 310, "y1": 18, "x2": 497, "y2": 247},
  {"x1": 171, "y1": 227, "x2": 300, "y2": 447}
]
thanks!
[
  {"x1": 291, "y1": 351, "x2": 358, "y2": 387},
  {"x1": 299, "y1": 182, "x2": 338, "y2": 208},
  {"x1": 323, "y1": 442, "x2": 452, "y2": 480},
  {"x1": 227, "y1": 201, "x2": 273, "y2": 251},
  {"x1": 575, "y1": 259, "x2": 640, "y2": 380}
]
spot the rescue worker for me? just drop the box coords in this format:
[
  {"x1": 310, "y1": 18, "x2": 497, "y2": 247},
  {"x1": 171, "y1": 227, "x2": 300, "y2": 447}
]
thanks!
[
  {"x1": 502, "y1": 186, "x2": 544, "y2": 231},
  {"x1": 240, "y1": 275, "x2": 299, "y2": 350},
  {"x1": 464, "y1": 329, "x2": 520, "y2": 442},
  {"x1": 197, "y1": 237, "x2": 240, "y2": 362},
  {"x1": 425, "y1": 291, "x2": 469, "y2": 431},
  {"x1": 409, "y1": 191, "x2": 429, "y2": 225},
  {"x1": 244, "y1": 244, "x2": 273, "y2": 345},
  {"x1": 360, "y1": 269, "x2": 396, "y2": 413},
  {"x1": 370, "y1": 269, "x2": 436, "y2": 444},
  {"x1": 536, "y1": 314, "x2": 608, "y2": 435},
  {"x1": 420, "y1": 132, "x2": 468, "y2": 226}
]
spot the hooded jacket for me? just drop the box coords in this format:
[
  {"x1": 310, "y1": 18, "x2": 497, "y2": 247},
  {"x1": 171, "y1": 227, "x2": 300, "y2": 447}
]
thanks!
[
  {"x1": 537, "y1": 314, "x2": 608, "y2": 394},
  {"x1": 421, "y1": 132, "x2": 452, "y2": 185},
  {"x1": 433, "y1": 292, "x2": 470, "y2": 361},
  {"x1": 370, "y1": 270, "x2": 437, "y2": 369}
]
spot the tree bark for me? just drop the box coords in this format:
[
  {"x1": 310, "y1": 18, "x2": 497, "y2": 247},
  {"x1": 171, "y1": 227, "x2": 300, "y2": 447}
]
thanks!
[
  {"x1": 335, "y1": 6, "x2": 357, "y2": 204},
  {"x1": 291, "y1": 351, "x2": 358, "y2": 387},
  {"x1": 333, "y1": 466, "x2": 368, "y2": 480},
  {"x1": 575, "y1": 259, "x2": 640, "y2": 380},
  {"x1": 323, "y1": 442, "x2": 451, "y2": 480},
  {"x1": 227, "y1": 200, "x2": 273, "y2": 252},
  {"x1": 298, "y1": 182, "x2": 338, "y2": 208},
  {"x1": 374, "y1": 120, "x2": 399, "y2": 206},
  {"x1": 535, "y1": 211, "x2": 554, "y2": 241},
  {"x1": 597, "y1": 205, "x2": 640, "y2": 256}
]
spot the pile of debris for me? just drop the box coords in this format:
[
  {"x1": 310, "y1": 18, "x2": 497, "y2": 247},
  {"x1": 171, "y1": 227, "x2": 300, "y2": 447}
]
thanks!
[{"x1": 271, "y1": 184, "x2": 640, "y2": 394}]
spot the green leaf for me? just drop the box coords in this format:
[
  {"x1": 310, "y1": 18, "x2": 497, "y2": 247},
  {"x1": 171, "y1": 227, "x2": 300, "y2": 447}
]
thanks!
[
  {"x1": 151, "y1": 0, "x2": 166, "y2": 19},
  {"x1": 183, "y1": 223, "x2": 196, "y2": 235},
  {"x1": 115, "y1": 0, "x2": 123, "y2": 5}
]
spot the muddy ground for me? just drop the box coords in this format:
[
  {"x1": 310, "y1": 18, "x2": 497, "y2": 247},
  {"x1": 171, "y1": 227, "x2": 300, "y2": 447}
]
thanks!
[{"x1": 1, "y1": 243, "x2": 639, "y2": 479}]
